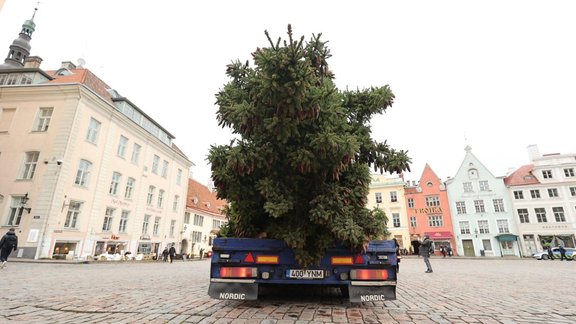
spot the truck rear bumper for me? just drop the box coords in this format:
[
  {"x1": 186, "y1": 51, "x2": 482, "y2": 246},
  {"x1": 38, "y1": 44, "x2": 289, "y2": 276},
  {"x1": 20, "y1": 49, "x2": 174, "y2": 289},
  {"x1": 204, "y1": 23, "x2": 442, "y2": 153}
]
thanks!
[
  {"x1": 208, "y1": 280, "x2": 259, "y2": 300},
  {"x1": 348, "y1": 283, "x2": 396, "y2": 302}
]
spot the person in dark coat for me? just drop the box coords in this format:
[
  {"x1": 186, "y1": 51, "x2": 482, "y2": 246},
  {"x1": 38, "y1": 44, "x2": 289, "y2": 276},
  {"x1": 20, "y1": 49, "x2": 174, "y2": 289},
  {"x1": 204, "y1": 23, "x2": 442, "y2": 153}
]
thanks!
[
  {"x1": 0, "y1": 228, "x2": 18, "y2": 269},
  {"x1": 168, "y1": 244, "x2": 176, "y2": 263},
  {"x1": 547, "y1": 247, "x2": 554, "y2": 260},
  {"x1": 558, "y1": 246, "x2": 567, "y2": 261},
  {"x1": 420, "y1": 234, "x2": 433, "y2": 273},
  {"x1": 162, "y1": 247, "x2": 169, "y2": 262}
]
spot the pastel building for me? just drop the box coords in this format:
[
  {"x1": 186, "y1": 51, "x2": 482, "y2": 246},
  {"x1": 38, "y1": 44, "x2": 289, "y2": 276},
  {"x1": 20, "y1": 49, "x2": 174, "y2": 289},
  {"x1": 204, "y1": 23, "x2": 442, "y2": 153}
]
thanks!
[
  {"x1": 0, "y1": 14, "x2": 193, "y2": 259},
  {"x1": 367, "y1": 173, "x2": 409, "y2": 251},
  {"x1": 504, "y1": 145, "x2": 576, "y2": 256},
  {"x1": 446, "y1": 146, "x2": 520, "y2": 257},
  {"x1": 404, "y1": 164, "x2": 457, "y2": 256}
]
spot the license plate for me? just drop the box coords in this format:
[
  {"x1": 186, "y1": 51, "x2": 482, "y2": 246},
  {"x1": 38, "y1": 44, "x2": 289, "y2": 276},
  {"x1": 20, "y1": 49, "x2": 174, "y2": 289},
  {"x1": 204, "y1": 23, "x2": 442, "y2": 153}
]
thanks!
[{"x1": 286, "y1": 269, "x2": 324, "y2": 279}]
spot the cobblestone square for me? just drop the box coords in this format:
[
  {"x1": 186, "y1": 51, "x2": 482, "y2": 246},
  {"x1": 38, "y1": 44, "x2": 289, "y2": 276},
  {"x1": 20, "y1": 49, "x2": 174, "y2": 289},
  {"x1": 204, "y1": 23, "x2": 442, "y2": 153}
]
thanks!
[{"x1": 0, "y1": 257, "x2": 574, "y2": 323}]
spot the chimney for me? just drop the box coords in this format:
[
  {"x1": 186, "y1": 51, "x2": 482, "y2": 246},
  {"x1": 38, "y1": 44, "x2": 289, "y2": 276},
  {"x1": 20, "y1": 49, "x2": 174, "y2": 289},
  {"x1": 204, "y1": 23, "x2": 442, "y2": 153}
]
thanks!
[
  {"x1": 527, "y1": 144, "x2": 540, "y2": 162},
  {"x1": 60, "y1": 61, "x2": 77, "y2": 70},
  {"x1": 24, "y1": 56, "x2": 42, "y2": 68}
]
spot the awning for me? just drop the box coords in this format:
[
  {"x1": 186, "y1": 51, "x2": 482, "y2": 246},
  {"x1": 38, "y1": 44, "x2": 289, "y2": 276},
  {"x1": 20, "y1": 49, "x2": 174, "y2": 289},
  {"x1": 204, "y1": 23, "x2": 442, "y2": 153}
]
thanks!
[
  {"x1": 495, "y1": 234, "x2": 518, "y2": 242},
  {"x1": 425, "y1": 231, "x2": 453, "y2": 240}
]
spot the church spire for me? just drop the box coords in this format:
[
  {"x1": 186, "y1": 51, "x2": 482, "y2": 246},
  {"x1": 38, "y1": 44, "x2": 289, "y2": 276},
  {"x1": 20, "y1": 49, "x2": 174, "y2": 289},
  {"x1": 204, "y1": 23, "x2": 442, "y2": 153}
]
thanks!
[{"x1": 1, "y1": 7, "x2": 38, "y2": 69}]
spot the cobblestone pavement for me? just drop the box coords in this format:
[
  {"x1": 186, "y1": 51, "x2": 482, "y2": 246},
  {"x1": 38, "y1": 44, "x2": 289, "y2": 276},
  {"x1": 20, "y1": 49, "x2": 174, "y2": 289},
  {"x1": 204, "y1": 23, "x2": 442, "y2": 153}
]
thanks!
[{"x1": 0, "y1": 257, "x2": 575, "y2": 323}]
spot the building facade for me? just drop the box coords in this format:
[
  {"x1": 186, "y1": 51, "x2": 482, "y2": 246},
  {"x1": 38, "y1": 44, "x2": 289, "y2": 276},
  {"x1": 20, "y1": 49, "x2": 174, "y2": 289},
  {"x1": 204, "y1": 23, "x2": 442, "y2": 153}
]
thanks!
[
  {"x1": 404, "y1": 164, "x2": 457, "y2": 256},
  {"x1": 445, "y1": 146, "x2": 520, "y2": 257},
  {"x1": 367, "y1": 173, "x2": 409, "y2": 251},
  {"x1": 182, "y1": 178, "x2": 227, "y2": 257},
  {"x1": 0, "y1": 15, "x2": 193, "y2": 260},
  {"x1": 504, "y1": 145, "x2": 576, "y2": 256}
]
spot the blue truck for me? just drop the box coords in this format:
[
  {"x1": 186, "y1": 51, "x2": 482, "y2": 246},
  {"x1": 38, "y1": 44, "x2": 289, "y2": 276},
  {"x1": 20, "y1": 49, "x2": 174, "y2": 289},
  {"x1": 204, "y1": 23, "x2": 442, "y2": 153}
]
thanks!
[{"x1": 208, "y1": 237, "x2": 398, "y2": 302}]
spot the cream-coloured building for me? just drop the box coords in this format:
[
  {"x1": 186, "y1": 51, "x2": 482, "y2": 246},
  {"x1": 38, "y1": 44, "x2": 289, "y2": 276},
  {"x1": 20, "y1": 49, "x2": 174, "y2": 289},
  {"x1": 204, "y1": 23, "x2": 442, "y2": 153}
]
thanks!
[
  {"x1": 367, "y1": 173, "x2": 409, "y2": 250},
  {"x1": 0, "y1": 15, "x2": 193, "y2": 260}
]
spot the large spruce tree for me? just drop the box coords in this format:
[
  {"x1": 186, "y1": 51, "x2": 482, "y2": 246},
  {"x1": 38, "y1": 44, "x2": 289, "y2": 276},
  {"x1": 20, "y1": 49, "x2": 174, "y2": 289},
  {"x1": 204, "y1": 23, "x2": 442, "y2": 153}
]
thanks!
[{"x1": 208, "y1": 25, "x2": 411, "y2": 266}]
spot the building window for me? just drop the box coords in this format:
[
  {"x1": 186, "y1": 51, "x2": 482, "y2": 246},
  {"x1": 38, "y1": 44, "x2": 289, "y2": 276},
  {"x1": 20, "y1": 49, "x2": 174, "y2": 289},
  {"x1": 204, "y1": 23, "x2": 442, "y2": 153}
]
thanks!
[
  {"x1": 518, "y1": 208, "x2": 529, "y2": 223},
  {"x1": 407, "y1": 198, "x2": 414, "y2": 208},
  {"x1": 86, "y1": 117, "x2": 101, "y2": 144},
  {"x1": 162, "y1": 160, "x2": 169, "y2": 178},
  {"x1": 542, "y1": 170, "x2": 552, "y2": 179},
  {"x1": 119, "y1": 210, "x2": 129, "y2": 233},
  {"x1": 125, "y1": 177, "x2": 135, "y2": 199},
  {"x1": 213, "y1": 219, "x2": 222, "y2": 229},
  {"x1": 456, "y1": 201, "x2": 467, "y2": 214},
  {"x1": 146, "y1": 186, "x2": 155, "y2": 205},
  {"x1": 570, "y1": 187, "x2": 576, "y2": 197},
  {"x1": 0, "y1": 108, "x2": 15, "y2": 132},
  {"x1": 152, "y1": 155, "x2": 160, "y2": 174},
  {"x1": 564, "y1": 168, "x2": 575, "y2": 177},
  {"x1": 102, "y1": 207, "x2": 114, "y2": 232},
  {"x1": 513, "y1": 191, "x2": 524, "y2": 199},
  {"x1": 170, "y1": 220, "x2": 176, "y2": 237},
  {"x1": 428, "y1": 215, "x2": 443, "y2": 227},
  {"x1": 117, "y1": 135, "x2": 128, "y2": 158},
  {"x1": 493, "y1": 199, "x2": 505, "y2": 212},
  {"x1": 20, "y1": 151, "x2": 39, "y2": 180},
  {"x1": 497, "y1": 219, "x2": 509, "y2": 233},
  {"x1": 173, "y1": 195, "x2": 180, "y2": 212},
  {"x1": 478, "y1": 220, "x2": 489, "y2": 234},
  {"x1": 535, "y1": 208, "x2": 547, "y2": 223},
  {"x1": 375, "y1": 192, "x2": 382, "y2": 204},
  {"x1": 157, "y1": 189, "x2": 165, "y2": 208},
  {"x1": 34, "y1": 107, "x2": 53, "y2": 132},
  {"x1": 463, "y1": 182, "x2": 473, "y2": 193},
  {"x1": 176, "y1": 169, "x2": 183, "y2": 185},
  {"x1": 131, "y1": 143, "x2": 141, "y2": 164},
  {"x1": 547, "y1": 188, "x2": 559, "y2": 198},
  {"x1": 390, "y1": 191, "x2": 397, "y2": 202},
  {"x1": 63, "y1": 201, "x2": 81, "y2": 229},
  {"x1": 552, "y1": 207, "x2": 565, "y2": 222},
  {"x1": 479, "y1": 180, "x2": 490, "y2": 191},
  {"x1": 426, "y1": 196, "x2": 440, "y2": 207},
  {"x1": 109, "y1": 172, "x2": 121, "y2": 195},
  {"x1": 75, "y1": 159, "x2": 92, "y2": 187},
  {"x1": 192, "y1": 231, "x2": 202, "y2": 243},
  {"x1": 474, "y1": 200, "x2": 485, "y2": 213},
  {"x1": 530, "y1": 189, "x2": 541, "y2": 199},
  {"x1": 409, "y1": 216, "x2": 417, "y2": 228},
  {"x1": 153, "y1": 217, "x2": 161, "y2": 236},
  {"x1": 459, "y1": 221, "x2": 470, "y2": 234},
  {"x1": 7, "y1": 196, "x2": 28, "y2": 226},
  {"x1": 184, "y1": 212, "x2": 190, "y2": 224},
  {"x1": 392, "y1": 213, "x2": 400, "y2": 227},
  {"x1": 142, "y1": 214, "x2": 151, "y2": 234},
  {"x1": 482, "y1": 239, "x2": 492, "y2": 251},
  {"x1": 194, "y1": 214, "x2": 204, "y2": 226}
]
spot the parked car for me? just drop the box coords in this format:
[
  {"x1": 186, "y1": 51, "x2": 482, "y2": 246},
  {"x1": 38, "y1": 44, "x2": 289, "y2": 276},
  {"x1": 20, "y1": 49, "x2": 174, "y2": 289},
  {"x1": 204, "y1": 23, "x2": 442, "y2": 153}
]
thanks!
[{"x1": 532, "y1": 247, "x2": 575, "y2": 260}]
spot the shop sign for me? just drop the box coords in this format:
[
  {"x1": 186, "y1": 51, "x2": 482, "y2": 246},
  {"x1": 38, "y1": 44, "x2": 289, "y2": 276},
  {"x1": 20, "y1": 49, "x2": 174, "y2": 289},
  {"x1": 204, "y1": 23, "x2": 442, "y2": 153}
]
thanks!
[
  {"x1": 111, "y1": 234, "x2": 120, "y2": 240},
  {"x1": 415, "y1": 207, "x2": 442, "y2": 214}
]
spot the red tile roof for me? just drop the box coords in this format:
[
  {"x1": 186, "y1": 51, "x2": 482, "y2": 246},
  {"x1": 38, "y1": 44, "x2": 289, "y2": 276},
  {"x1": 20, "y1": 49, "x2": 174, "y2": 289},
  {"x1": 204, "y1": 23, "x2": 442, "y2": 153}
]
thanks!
[
  {"x1": 46, "y1": 68, "x2": 114, "y2": 104},
  {"x1": 503, "y1": 164, "x2": 540, "y2": 186},
  {"x1": 186, "y1": 178, "x2": 227, "y2": 219}
]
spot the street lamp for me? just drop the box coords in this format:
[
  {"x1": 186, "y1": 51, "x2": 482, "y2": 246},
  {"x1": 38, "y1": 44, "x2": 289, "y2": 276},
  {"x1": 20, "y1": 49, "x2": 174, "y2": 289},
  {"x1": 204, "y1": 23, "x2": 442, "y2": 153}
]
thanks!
[{"x1": 20, "y1": 193, "x2": 31, "y2": 214}]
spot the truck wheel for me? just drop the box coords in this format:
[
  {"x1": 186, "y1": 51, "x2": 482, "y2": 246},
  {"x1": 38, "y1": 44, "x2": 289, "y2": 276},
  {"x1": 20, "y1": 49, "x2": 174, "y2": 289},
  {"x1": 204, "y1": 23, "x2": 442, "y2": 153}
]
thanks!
[{"x1": 340, "y1": 286, "x2": 349, "y2": 298}]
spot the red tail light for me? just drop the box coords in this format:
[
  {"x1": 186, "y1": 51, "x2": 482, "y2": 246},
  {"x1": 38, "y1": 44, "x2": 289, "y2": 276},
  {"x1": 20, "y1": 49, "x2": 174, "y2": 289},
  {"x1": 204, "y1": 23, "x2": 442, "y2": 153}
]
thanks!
[
  {"x1": 349, "y1": 269, "x2": 388, "y2": 280},
  {"x1": 220, "y1": 267, "x2": 258, "y2": 278}
]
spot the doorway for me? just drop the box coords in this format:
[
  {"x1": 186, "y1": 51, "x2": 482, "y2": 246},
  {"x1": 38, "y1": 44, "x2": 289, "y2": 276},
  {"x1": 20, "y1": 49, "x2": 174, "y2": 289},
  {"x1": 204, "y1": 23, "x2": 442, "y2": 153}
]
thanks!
[{"x1": 462, "y1": 239, "x2": 475, "y2": 257}]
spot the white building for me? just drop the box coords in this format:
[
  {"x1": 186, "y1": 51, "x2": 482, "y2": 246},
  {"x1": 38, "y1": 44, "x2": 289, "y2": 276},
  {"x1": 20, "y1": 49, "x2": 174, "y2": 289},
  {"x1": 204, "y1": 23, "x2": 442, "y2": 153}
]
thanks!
[
  {"x1": 445, "y1": 146, "x2": 520, "y2": 257},
  {"x1": 504, "y1": 144, "x2": 576, "y2": 256},
  {"x1": 0, "y1": 14, "x2": 193, "y2": 259}
]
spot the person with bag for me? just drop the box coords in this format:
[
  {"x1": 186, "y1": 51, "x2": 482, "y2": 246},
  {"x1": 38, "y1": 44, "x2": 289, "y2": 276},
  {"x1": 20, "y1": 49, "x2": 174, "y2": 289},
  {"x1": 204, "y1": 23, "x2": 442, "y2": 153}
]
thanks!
[
  {"x1": 419, "y1": 234, "x2": 433, "y2": 273},
  {"x1": 0, "y1": 228, "x2": 18, "y2": 269},
  {"x1": 168, "y1": 244, "x2": 176, "y2": 263}
]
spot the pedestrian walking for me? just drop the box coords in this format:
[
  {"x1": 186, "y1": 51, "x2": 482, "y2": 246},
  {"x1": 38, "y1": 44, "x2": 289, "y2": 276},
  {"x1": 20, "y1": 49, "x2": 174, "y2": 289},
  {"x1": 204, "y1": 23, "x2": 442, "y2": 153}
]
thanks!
[
  {"x1": 420, "y1": 234, "x2": 433, "y2": 273},
  {"x1": 547, "y1": 247, "x2": 554, "y2": 260},
  {"x1": 199, "y1": 248, "x2": 205, "y2": 260},
  {"x1": 0, "y1": 228, "x2": 18, "y2": 269},
  {"x1": 440, "y1": 245, "x2": 447, "y2": 258},
  {"x1": 162, "y1": 247, "x2": 169, "y2": 262},
  {"x1": 559, "y1": 246, "x2": 567, "y2": 261},
  {"x1": 168, "y1": 244, "x2": 176, "y2": 263},
  {"x1": 446, "y1": 246, "x2": 453, "y2": 257}
]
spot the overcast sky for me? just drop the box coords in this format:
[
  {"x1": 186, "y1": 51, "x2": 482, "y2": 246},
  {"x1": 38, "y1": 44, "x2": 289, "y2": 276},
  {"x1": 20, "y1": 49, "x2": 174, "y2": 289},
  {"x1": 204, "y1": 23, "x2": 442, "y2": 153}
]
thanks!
[{"x1": 1, "y1": 1, "x2": 574, "y2": 185}]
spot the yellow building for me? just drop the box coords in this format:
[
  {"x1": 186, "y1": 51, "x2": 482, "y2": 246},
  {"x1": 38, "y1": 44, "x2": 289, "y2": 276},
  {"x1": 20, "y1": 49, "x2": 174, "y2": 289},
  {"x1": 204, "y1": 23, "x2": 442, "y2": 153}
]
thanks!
[
  {"x1": 0, "y1": 14, "x2": 193, "y2": 259},
  {"x1": 367, "y1": 174, "x2": 409, "y2": 252}
]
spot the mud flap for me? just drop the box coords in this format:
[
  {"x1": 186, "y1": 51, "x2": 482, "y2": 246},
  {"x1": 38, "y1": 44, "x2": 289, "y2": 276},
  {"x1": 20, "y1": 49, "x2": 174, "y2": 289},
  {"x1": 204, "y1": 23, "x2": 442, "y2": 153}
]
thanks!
[
  {"x1": 208, "y1": 281, "x2": 258, "y2": 301},
  {"x1": 348, "y1": 284, "x2": 396, "y2": 303}
]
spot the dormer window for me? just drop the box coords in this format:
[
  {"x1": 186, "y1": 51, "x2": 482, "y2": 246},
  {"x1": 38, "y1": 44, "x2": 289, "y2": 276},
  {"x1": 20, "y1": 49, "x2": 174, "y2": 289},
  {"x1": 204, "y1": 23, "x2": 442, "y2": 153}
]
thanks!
[{"x1": 468, "y1": 168, "x2": 479, "y2": 180}]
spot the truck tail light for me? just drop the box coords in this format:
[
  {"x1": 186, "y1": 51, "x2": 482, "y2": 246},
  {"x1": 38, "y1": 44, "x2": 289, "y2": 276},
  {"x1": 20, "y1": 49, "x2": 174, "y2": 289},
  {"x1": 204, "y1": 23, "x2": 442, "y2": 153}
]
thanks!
[
  {"x1": 256, "y1": 255, "x2": 279, "y2": 264},
  {"x1": 331, "y1": 256, "x2": 353, "y2": 265},
  {"x1": 220, "y1": 267, "x2": 258, "y2": 278},
  {"x1": 244, "y1": 252, "x2": 255, "y2": 263},
  {"x1": 349, "y1": 269, "x2": 388, "y2": 280},
  {"x1": 354, "y1": 254, "x2": 365, "y2": 264}
]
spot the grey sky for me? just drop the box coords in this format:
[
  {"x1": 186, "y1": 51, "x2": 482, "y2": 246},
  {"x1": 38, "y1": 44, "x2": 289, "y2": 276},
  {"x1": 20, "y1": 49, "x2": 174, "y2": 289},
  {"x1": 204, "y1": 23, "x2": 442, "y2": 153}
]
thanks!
[{"x1": 1, "y1": 0, "x2": 574, "y2": 185}]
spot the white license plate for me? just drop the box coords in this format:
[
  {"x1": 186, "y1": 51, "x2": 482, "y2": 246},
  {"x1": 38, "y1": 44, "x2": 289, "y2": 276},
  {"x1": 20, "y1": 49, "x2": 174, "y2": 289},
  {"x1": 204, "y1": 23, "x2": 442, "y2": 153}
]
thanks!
[{"x1": 286, "y1": 269, "x2": 324, "y2": 279}]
